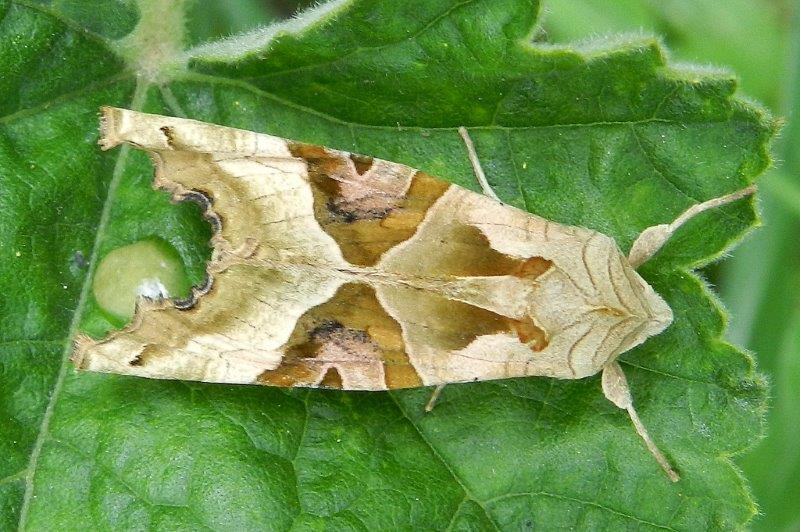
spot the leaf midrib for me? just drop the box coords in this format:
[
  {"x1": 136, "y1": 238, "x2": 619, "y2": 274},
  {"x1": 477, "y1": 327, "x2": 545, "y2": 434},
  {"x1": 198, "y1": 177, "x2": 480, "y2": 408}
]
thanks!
[{"x1": 15, "y1": 78, "x2": 149, "y2": 530}]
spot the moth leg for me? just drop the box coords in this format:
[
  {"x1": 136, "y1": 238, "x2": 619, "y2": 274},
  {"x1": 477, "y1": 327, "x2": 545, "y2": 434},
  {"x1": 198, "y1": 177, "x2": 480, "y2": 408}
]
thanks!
[
  {"x1": 424, "y1": 384, "x2": 447, "y2": 412},
  {"x1": 602, "y1": 361, "x2": 680, "y2": 482},
  {"x1": 458, "y1": 126, "x2": 501, "y2": 202},
  {"x1": 628, "y1": 184, "x2": 757, "y2": 268}
]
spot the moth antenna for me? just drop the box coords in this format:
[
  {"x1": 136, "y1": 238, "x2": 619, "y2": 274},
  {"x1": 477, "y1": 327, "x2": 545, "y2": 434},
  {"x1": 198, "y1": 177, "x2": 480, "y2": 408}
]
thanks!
[
  {"x1": 425, "y1": 384, "x2": 447, "y2": 412},
  {"x1": 457, "y1": 126, "x2": 501, "y2": 201},
  {"x1": 602, "y1": 362, "x2": 680, "y2": 482},
  {"x1": 628, "y1": 184, "x2": 757, "y2": 268}
]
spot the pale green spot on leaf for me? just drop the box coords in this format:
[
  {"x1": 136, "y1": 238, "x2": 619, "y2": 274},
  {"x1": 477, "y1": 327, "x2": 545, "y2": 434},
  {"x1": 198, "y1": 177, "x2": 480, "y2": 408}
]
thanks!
[{"x1": 92, "y1": 238, "x2": 190, "y2": 320}]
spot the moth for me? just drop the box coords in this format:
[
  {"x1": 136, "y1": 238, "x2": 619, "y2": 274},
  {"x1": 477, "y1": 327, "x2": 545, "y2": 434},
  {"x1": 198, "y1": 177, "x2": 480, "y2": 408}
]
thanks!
[{"x1": 73, "y1": 107, "x2": 756, "y2": 482}]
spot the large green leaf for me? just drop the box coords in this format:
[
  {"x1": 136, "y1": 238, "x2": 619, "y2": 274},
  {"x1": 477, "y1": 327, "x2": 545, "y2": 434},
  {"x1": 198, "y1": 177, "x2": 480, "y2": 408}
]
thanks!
[{"x1": 0, "y1": 0, "x2": 775, "y2": 529}]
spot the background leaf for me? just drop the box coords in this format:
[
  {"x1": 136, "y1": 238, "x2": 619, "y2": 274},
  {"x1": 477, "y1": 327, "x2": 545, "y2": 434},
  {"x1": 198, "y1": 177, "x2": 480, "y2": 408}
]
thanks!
[{"x1": 0, "y1": 0, "x2": 775, "y2": 529}]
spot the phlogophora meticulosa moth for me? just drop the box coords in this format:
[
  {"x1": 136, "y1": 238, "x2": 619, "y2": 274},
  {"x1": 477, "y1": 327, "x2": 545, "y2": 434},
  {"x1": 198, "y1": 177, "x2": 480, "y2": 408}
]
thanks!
[{"x1": 73, "y1": 107, "x2": 756, "y2": 482}]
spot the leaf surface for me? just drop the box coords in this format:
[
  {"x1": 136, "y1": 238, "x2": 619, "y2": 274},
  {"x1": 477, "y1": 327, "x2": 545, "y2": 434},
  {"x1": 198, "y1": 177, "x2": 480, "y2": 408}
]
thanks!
[{"x1": 0, "y1": 0, "x2": 774, "y2": 529}]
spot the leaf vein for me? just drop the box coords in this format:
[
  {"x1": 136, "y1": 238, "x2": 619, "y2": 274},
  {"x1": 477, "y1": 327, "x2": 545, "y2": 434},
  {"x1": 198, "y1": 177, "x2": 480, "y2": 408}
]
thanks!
[
  {"x1": 503, "y1": 129, "x2": 532, "y2": 211},
  {"x1": 0, "y1": 74, "x2": 130, "y2": 124},
  {"x1": 15, "y1": 78, "x2": 149, "y2": 531},
  {"x1": 53, "y1": 438, "x2": 212, "y2": 529},
  {"x1": 444, "y1": 496, "x2": 470, "y2": 532},
  {"x1": 629, "y1": 124, "x2": 700, "y2": 204},
  {"x1": 0, "y1": 470, "x2": 26, "y2": 488},
  {"x1": 484, "y1": 492, "x2": 678, "y2": 530},
  {"x1": 386, "y1": 392, "x2": 501, "y2": 531},
  {"x1": 11, "y1": 0, "x2": 116, "y2": 49},
  {"x1": 175, "y1": 71, "x2": 692, "y2": 133},
  {"x1": 241, "y1": 0, "x2": 480, "y2": 80}
]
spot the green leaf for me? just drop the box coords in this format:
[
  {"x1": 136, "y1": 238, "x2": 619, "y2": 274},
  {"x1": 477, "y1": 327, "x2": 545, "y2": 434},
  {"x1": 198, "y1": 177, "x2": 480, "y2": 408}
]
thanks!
[
  {"x1": 0, "y1": 0, "x2": 775, "y2": 529},
  {"x1": 542, "y1": 0, "x2": 788, "y2": 107}
]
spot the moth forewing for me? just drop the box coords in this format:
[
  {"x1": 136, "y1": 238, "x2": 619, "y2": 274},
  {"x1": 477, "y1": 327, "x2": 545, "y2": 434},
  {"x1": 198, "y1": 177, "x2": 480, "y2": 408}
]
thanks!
[
  {"x1": 74, "y1": 107, "x2": 753, "y2": 482},
  {"x1": 77, "y1": 106, "x2": 673, "y2": 384}
]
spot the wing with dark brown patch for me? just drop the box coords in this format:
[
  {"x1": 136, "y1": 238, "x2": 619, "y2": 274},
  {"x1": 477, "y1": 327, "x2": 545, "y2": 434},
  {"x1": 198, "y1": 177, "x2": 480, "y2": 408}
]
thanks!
[
  {"x1": 289, "y1": 143, "x2": 450, "y2": 266},
  {"x1": 384, "y1": 221, "x2": 553, "y2": 279},
  {"x1": 258, "y1": 282, "x2": 423, "y2": 390}
]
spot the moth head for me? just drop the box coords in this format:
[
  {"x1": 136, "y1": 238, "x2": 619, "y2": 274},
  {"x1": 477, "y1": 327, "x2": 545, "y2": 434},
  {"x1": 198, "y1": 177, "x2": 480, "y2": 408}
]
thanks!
[{"x1": 617, "y1": 274, "x2": 674, "y2": 357}]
